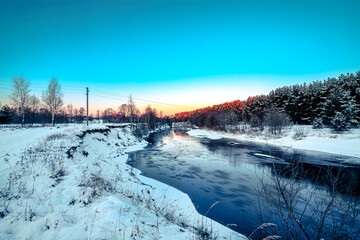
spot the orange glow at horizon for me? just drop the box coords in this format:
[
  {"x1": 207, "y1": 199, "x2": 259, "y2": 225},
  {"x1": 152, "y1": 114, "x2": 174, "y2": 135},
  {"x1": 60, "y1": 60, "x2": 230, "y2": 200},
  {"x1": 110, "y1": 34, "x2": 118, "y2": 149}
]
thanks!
[
  {"x1": 86, "y1": 101, "x2": 218, "y2": 116},
  {"x1": 61, "y1": 89, "x2": 247, "y2": 117}
]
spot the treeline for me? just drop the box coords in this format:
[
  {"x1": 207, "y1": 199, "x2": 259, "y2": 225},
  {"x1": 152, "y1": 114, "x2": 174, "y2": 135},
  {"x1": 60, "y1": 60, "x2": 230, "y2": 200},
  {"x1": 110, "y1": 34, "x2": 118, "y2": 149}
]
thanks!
[
  {"x1": 175, "y1": 71, "x2": 360, "y2": 133},
  {"x1": 99, "y1": 99, "x2": 173, "y2": 129},
  {"x1": 0, "y1": 103, "x2": 171, "y2": 130},
  {"x1": 0, "y1": 76, "x2": 172, "y2": 130}
]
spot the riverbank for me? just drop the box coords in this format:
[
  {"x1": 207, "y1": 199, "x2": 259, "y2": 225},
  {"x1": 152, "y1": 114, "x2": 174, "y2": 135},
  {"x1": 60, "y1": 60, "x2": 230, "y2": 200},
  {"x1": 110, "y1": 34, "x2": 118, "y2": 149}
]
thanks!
[
  {"x1": 0, "y1": 124, "x2": 244, "y2": 239},
  {"x1": 187, "y1": 125, "x2": 360, "y2": 161}
]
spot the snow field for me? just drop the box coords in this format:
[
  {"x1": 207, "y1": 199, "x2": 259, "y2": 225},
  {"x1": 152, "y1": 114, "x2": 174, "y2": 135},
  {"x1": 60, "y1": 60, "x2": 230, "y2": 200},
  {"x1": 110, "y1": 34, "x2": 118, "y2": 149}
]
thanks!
[{"x1": 0, "y1": 124, "x2": 244, "y2": 240}]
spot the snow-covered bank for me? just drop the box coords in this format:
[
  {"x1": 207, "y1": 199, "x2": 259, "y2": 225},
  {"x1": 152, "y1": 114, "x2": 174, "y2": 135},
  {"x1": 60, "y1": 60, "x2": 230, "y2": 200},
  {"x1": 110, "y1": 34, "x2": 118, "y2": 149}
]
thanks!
[
  {"x1": 188, "y1": 125, "x2": 360, "y2": 160},
  {"x1": 0, "y1": 124, "x2": 244, "y2": 239},
  {"x1": 185, "y1": 129, "x2": 223, "y2": 140}
]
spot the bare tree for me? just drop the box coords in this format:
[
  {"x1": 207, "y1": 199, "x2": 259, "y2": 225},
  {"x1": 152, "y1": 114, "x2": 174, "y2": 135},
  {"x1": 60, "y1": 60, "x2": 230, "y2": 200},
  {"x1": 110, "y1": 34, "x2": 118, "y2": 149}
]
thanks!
[
  {"x1": 102, "y1": 108, "x2": 115, "y2": 123},
  {"x1": 144, "y1": 105, "x2": 158, "y2": 129},
  {"x1": 74, "y1": 108, "x2": 78, "y2": 123},
  {"x1": 28, "y1": 94, "x2": 40, "y2": 125},
  {"x1": 127, "y1": 94, "x2": 137, "y2": 123},
  {"x1": 96, "y1": 109, "x2": 100, "y2": 121},
  {"x1": 42, "y1": 77, "x2": 64, "y2": 126},
  {"x1": 9, "y1": 75, "x2": 31, "y2": 126},
  {"x1": 67, "y1": 104, "x2": 73, "y2": 123},
  {"x1": 79, "y1": 107, "x2": 85, "y2": 122},
  {"x1": 118, "y1": 103, "x2": 128, "y2": 116},
  {"x1": 118, "y1": 103, "x2": 128, "y2": 122}
]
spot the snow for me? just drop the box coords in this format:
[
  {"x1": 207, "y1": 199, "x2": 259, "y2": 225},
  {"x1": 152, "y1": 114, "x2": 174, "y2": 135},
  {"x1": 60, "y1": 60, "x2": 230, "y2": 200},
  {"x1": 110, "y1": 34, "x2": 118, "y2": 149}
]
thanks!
[
  {"x1": 190, "y1": 125, "x2": 360, "y2": 161},
  {"x1": 253, "y1": 153, "x2": 276, "y2": 159},
  {"x1": 187, "y1": 129, "x2": 223, "y2": 140},
  {"x1": 0, "y1": 124, "x2": 245, "y2": 240}
]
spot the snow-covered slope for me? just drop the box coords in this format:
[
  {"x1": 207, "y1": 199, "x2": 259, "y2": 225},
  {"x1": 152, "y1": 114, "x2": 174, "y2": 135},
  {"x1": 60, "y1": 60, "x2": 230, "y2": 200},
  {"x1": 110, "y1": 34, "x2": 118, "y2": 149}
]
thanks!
[{"x1": 0, "y1": 124, "x2": 244, "y2": 240}]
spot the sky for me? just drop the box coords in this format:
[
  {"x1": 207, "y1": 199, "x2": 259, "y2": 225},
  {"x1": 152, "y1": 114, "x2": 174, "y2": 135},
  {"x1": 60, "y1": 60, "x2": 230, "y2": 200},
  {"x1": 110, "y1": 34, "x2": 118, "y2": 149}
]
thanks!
[{"x1": 0, "y1": 0, "x2": 359, "y2": 115}]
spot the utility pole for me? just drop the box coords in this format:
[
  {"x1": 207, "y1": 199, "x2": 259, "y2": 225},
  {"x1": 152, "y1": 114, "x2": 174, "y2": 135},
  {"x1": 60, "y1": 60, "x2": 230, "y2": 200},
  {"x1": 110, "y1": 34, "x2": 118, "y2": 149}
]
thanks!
[{"x1": 86, "y1": 87, "x2": 89, "y2": 126}]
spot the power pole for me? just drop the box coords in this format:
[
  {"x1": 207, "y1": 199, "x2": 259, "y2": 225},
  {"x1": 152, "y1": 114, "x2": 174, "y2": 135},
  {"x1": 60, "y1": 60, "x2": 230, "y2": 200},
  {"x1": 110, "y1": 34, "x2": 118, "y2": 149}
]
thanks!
[{"x1": 86, "y1": 87, "x2": 89, "y2": 126}]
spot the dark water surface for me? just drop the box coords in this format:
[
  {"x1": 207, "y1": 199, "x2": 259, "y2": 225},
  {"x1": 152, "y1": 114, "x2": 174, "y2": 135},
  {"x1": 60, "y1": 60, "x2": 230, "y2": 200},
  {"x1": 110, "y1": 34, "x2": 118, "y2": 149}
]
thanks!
[{"x1": 127, "y1": 128, "x2": 360, "y2": 238}]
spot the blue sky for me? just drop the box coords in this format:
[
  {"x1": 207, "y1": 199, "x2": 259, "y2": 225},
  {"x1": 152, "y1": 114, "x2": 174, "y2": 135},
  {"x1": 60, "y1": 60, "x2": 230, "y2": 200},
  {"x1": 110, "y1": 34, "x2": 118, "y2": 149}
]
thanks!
[{"x1": 0, "y1": 0, "x2": 359, "y2": 114}]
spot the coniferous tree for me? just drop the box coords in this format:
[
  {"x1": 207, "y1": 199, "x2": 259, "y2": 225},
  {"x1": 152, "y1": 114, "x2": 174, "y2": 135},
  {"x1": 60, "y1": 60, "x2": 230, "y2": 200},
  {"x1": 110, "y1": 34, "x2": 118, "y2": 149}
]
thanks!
[
  {"x1": 331, "y1": 112, "x2": 348, "y2": 133},
  {"x1": 0, "y1": 105, "x2": 14, "y2": 124}
]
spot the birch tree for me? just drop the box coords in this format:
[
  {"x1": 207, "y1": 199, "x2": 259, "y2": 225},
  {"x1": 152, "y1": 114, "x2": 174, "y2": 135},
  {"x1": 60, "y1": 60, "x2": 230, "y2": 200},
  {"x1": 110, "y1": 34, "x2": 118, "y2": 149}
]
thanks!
[
  {"x1": 42, "y1": 77, "x2": 63, "y2": 126},
  {"x1": 127, "y1": 94, "x2": 138, "y2": 123},
  {"x1": 9, "y1": 75, "x2": 31, "y2": 126}
]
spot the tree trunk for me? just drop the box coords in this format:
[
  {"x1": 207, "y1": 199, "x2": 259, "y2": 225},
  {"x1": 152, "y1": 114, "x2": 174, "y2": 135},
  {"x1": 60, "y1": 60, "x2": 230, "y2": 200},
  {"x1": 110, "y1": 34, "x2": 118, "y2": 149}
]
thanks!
[
  {"x1": 22, "y1": 111, "x2": 25, "y2": 126},
  {"x1": 31, "y1": 112, "x2": 34, "y2": 126},
  {"x1": 52, "y1": 111, "x2": 55, "y2": 126}
]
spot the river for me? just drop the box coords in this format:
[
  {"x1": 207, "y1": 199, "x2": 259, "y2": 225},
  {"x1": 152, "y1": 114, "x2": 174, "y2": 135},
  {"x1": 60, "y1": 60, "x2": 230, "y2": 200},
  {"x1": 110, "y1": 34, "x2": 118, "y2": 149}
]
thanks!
[{"x1": 127, "y1": 128, "x2": 360, "y2": 239}]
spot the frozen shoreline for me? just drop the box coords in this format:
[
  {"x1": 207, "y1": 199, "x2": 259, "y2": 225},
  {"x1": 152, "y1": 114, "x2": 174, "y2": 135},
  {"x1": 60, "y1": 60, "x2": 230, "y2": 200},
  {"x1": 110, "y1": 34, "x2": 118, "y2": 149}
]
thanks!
[{"x1": 187, "y1": 125, "x2": 360, "y2": 161}]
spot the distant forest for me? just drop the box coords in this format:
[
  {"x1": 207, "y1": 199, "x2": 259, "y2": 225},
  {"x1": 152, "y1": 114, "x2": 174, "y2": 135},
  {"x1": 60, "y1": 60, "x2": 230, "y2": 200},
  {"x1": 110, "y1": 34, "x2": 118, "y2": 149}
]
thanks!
[{"x1": 175, "y1": 71, "x2": 360, "y2": 132}]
